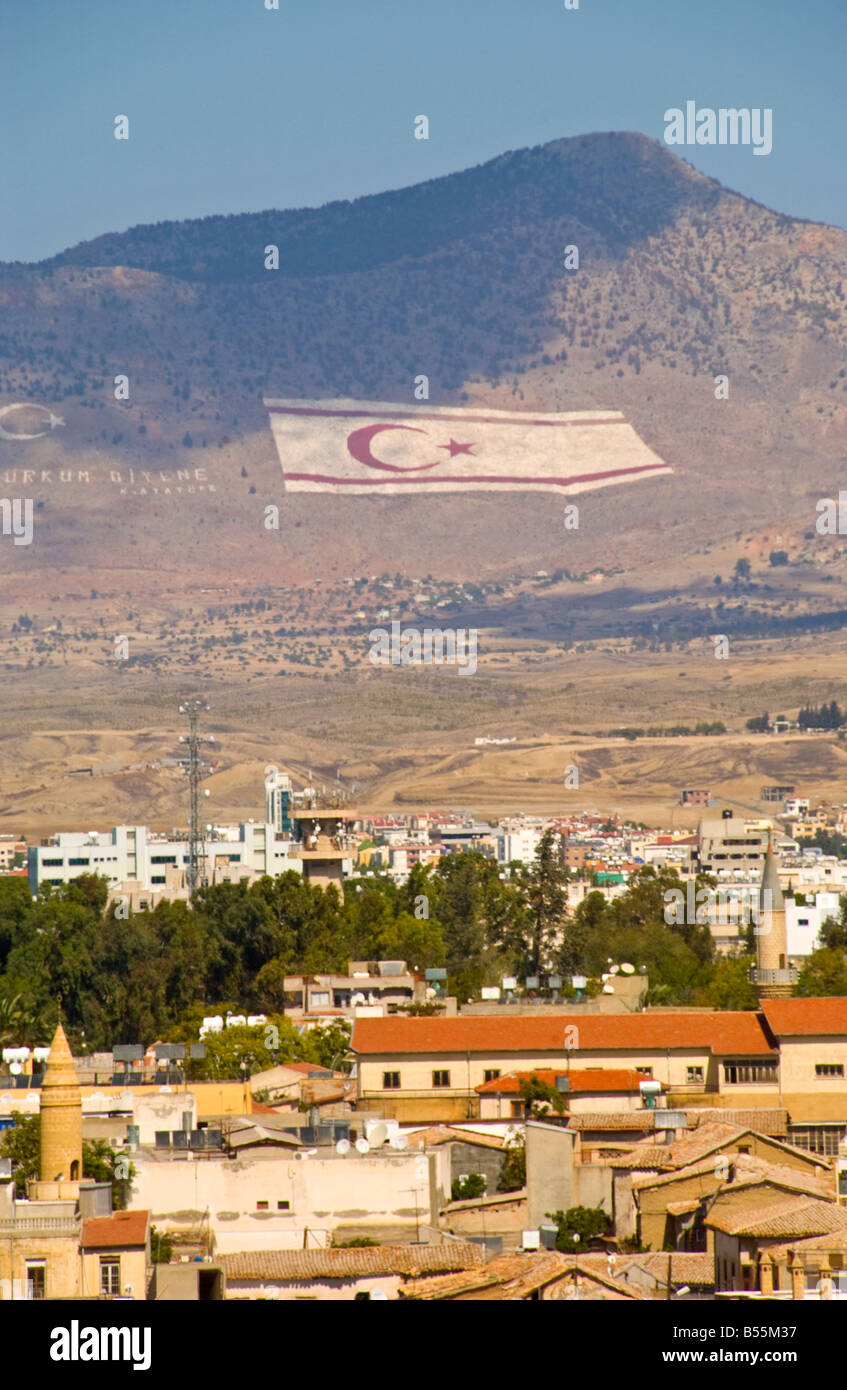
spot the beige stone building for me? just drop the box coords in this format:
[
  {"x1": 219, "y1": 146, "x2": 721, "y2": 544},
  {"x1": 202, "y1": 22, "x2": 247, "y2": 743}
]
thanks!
[{"x1": 0, "y1": 1023, "x2": 151, "y2": 1301}]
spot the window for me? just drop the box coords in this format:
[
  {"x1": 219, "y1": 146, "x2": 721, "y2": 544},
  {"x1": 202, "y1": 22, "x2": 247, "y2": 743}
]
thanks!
[
  {"x1": 151, "y1": 876, "x2": 166, "y2": 884},
  {"x1": 686, "y1": 1066, "x2": 704, "y2": 1083},
  {"x1": 256, "y1": 1200, "x2": 269, "y2": 1211},
  {"x1": 68, "y1": 858, "x2": 90, "y2": 866},
  {"x1": 382, "y1": 1071, "x2": 400, "y2": 1089},
  {"x1": 789, "y1": 1125, "x2": 844, "y2": 1156},
  {"x1": 510, "y1": 1101, "x2": 524, "y2": 1118},
  {"x1": 484, "y1": 1069, "x2": 500, "y2": 1083},
  {"x1": 42, "y1": 858, "x2": 63, "y2": 867},
  {"x1": 310, "y1": 991, "x2": 330, "y2": 1007},
  {"x1": 26, "y1": 1262, "x2": 45, "y2": 1300},
  {"x1": 723, "y1": 1060, "x2": 778, "y2": 1084},
  {"x1": 277, "y1": 1200, "x2": 290, "y2": 1211},
  {"x1": 432, "y1": 1070, "x2": 451, "y2": 1088},
  {"x1": 150, "y1": 855, "x2": 177, "y2": 864},
  {"x1": 100, "y1": 1258, "x2": 120, "y2": 1297},
  {"x1": 815, "y1": 1064, "x2": 844, "y2": 1077},
  {"x1": 636, "y1": 1067, "x2": 653, "y2": 1078}
]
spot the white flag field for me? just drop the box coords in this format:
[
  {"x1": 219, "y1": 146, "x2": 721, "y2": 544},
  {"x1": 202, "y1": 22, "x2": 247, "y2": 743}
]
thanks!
[{"x1": 264, "y1": 398, "x2": 672, "y2": 496}]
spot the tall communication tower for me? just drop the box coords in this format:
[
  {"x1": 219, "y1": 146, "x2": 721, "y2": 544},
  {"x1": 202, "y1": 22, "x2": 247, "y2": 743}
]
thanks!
[{"x1": 178, "y1": 699, "x2": 215, "y2": 899}]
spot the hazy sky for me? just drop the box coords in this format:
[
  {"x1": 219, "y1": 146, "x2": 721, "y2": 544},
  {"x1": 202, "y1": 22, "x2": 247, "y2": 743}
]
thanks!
[{"x1": 2, "y1": 0, "x2": 845, "y2": 262}]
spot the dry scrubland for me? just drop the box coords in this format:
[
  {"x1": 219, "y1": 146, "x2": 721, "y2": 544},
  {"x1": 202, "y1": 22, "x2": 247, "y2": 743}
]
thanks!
[{"x1": 2, "y1": 586, "x2": 847, "y2": 836}]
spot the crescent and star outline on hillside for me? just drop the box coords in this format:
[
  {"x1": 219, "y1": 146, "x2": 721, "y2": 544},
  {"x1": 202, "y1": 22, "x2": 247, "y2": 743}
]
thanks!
[
  {"x1": 0, "y1": 403, "x2": 66, "y2": 441},
  {"x1": 346, "y1": 422, "x2": 475, "y2": 473}
]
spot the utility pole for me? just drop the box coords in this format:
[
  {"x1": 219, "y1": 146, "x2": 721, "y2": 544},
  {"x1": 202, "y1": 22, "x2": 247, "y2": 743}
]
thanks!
[{"x1": 179, "y1": 700, "x2": 214, "y2": 900}]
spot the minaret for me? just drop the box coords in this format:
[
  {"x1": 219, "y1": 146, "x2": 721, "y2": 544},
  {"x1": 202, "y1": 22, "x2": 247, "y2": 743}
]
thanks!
[
  {"x1": 751, "y1": 842, "x2": 797, "y2": 1000},
  {"x1": 38, "y1": 1022, "x2": 82, "y2": 1189}
]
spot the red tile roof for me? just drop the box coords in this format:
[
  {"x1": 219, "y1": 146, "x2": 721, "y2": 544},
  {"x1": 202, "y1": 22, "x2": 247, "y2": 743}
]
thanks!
[
  {"x1": 221, "y1": 1244, "x2": 483, "y2": 1281},
  {"x1": 474, "y1": 1068, "x2": 662, "y2": 1096},
  {"x1": 81, "y1": 1209, "x2": 149, "y2": 1250},
  {"x1": 353, "y1": 1013, "x2": 774, "y2": 1057},
  {"x1": 760, "y1": 998, "x2": 847, "y2": 1037}
]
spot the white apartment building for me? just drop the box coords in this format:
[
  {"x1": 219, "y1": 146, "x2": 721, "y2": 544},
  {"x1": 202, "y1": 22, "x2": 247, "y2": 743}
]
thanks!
[
  {"x1": 496, "y1": 820, "x2": 546, "y2": 866},
  {"x1": 28, "y1": 822, "x2": 300, "y2": 898},
  {"x1": 786, "y1": 891, "x2": 841, "y2": 957}
]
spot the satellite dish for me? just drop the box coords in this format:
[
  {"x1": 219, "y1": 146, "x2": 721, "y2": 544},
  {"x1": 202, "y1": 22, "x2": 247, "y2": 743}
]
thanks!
[
  {"x1": 608, "y1": 964, "x2": 620, "y2": 975},
  {"x1": 368, "y1": 1123, "x2": 388, "y2": 1148},
  {"x1": 355, "y1": 1138, "x2": 371, "y2": 1155},
  {"x1": 336, "y1": 1139, "x2": 351, "y2": 1155},
  {"x1": 620, "y1": 962, "x2": 635, "y2": 974},
  {"x1": 602, "y1": 984, "x2": 615, "y2": 994},
  {"x1": 9, "y1": 1062, "x2": 21, "y2": 1076}
]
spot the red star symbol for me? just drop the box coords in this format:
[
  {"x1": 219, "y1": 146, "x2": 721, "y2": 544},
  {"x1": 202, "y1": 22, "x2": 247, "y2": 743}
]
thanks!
[{"x1": 439, "y1": 438, "x2": 476, "y2": 457}]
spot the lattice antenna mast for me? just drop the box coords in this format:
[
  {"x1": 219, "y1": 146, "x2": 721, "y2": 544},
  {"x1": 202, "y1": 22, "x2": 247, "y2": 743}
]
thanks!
[{"x1": 179, "y1": 699, "x2": 214, "y2": 899}]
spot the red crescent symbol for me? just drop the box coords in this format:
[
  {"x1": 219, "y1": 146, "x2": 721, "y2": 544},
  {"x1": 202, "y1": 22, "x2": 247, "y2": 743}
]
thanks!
[{"x1": 346, "y1": 423, "x2": 441, "y2": 473}]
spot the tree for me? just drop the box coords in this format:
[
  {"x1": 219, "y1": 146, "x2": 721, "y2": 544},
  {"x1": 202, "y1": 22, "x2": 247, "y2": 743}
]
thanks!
[
  {"x1": 516, "y1": 831, "x2": 569, "y2": 976},
  {"x1": 746, "y1": 713, "x2": 769, "y2": 733},
  {"x1": 0, "y1": 1110, "x2": 40, "y2": 1196},
  {"x1": 83, "y1": 1138, "x2": 136, "y2": 1211},
  {"x1": 451, "y1": 1173, "x2": 486, "y2": 1201},
  {"x1": 703, "y1": 956, "x2": 758, "y2": 1010},
  {"x1": 0, "y1": 991, "x2": 39, "y2": 1047},
  {"x1": 820, "y1": 898, "x2": 847, "y2": 951},
  {"x1": 733, "y1": 557, "x2": 751, "y2": 582},
  {"x1": 436, "y1": 853, "x2": 489, "y2": 1000},
  {"x1": 546, "y1": 1205, "x2": 612, "y2": 1253},
  {"x1": 151, "y1": 1225, "x2": 173, "y2": 1263},
  {"x1": 497, "y1": 1132, "x2": 526, "y2": 1192},
  {"x1": 798, "y1": 948, "x2": 847, "y2": 997},
  {"x1": 518, "y1": 1073, "x2": 568, "y2": 1117}
]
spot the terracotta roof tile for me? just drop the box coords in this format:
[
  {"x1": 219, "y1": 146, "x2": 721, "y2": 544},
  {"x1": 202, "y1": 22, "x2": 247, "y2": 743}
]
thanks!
[
  {"x1": 626, "y1": 1252, "x2": 714, "y2": 1285},
  {"x1": 81, "y1": 1209, "x2": 149, "y2": 1250},
  {"x1": 568, "y1": 1113, "x2": 656, "y2": 1130},
  {"x1": 403, "y1": 1125, "x2": 507, "y2": 1150},
  {"x1": 765, "y1": 1229, "x2": 847, "y2": 1260},
  {"x1": 705, "y1": 1196, "x2": 847, "y2": 1239},
  {"x1": 400, "y1": 1252, "x2": 644, "y2": 1300},
  {"x1": 760, "y1": 998, "x2": 847, "y2": 1037},
  {"x1": 353, "y1": 1012, "x2": 774, "y2": 1057},
  {"x1": 222, "y1": 1244, "x2": 483, "y2": 1282},
  {"x1": 687, "y1": 1108, "x2": 788, "y2": 1136},
  {"x1": 633, "y1": 1152, "x2": 833, "y2": 1198},
  {"x1": 607, "y1": 1146, "x2": 675, "y2": 1169}
]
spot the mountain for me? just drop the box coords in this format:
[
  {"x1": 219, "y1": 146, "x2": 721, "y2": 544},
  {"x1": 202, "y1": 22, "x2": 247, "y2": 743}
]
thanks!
[{"x1": 1, "y1": 130, "x2": 846, "y2": 596}]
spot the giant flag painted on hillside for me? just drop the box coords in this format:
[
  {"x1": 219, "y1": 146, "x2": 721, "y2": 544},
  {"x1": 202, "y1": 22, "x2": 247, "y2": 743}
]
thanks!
[{"x1": 264, "y1": 398, "x2": 672, "y2": 495}]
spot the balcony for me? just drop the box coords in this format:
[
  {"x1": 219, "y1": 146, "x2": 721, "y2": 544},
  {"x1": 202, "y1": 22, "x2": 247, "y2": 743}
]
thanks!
[{"x1": 748, "y1": 967, "x2": 799, "y2": 986}]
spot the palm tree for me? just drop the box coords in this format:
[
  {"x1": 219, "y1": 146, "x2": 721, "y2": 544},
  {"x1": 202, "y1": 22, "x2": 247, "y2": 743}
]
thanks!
[{"x1": 0, "y1": 993, "x2": 39, "y2": 1048}]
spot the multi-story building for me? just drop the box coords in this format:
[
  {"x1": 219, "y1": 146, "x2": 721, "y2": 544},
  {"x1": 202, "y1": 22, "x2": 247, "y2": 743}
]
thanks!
[
  {"x1": 352, "y1": 999, "x2": 847, "y2": 1150},
  {"x1": 496, "y1": 820, "x2": 545, "y2": 866},
  {"x1": 0, "y1": 835, "x2": 26, "y2": 871},
  {"x1": 27, "y1": 822, "x2": 301, "y2": 899},
  {"x1": 697, "y1": 813, "x2": 771, "y2": 878},
  {"x1": 281, "y1": 960, "x2": 423, "y2": 1021}
]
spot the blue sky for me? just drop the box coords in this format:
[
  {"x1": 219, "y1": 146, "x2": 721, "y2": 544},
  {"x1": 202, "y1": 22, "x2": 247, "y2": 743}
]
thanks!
[{"x1": 1, "y1": 0, "x2": 844, "y2": 262}]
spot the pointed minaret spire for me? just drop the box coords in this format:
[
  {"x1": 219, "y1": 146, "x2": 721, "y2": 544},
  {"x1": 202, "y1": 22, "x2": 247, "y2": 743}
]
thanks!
[
  {"x1": 751, "y1": 836, "x2": 796, "y2": 999},
  {"x1": 38, "y1": 1022, "x2": 82, "y2": 1187}
]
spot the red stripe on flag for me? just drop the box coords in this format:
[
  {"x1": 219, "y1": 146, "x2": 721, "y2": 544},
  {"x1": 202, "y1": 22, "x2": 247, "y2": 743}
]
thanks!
[{"x1": 282, "y1": 463, "x2": 668, "y2": 487}]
